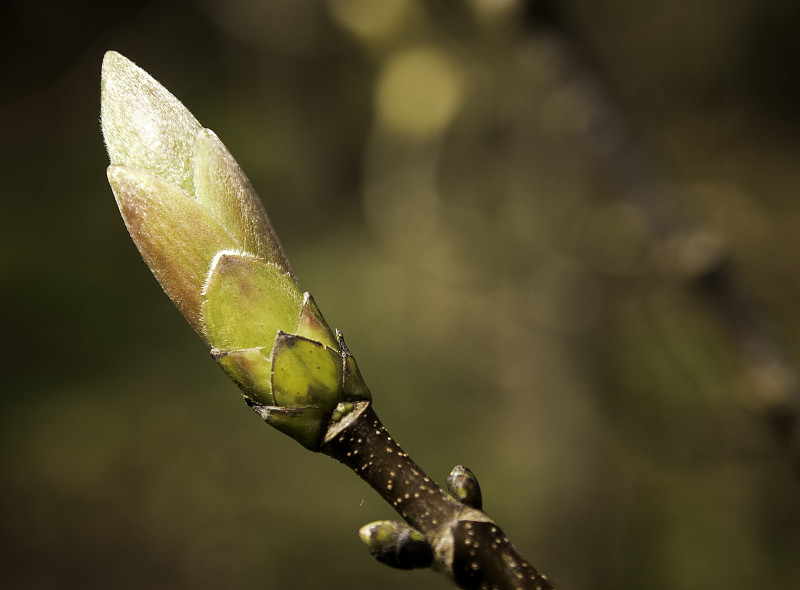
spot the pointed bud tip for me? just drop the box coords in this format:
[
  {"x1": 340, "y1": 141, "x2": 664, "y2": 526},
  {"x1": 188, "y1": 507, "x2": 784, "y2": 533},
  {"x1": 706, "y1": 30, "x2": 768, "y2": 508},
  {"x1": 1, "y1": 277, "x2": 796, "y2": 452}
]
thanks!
[
  {"x1": 102, "y1": 50, "x2": 127, "y2": 77},
  {"x1": 101, "y1": 50, "x2": 201, "y2": 193}
]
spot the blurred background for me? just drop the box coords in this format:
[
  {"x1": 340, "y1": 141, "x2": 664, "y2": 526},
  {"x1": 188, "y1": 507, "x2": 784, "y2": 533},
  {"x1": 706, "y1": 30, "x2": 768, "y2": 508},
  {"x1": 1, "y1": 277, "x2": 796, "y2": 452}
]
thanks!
[{"x1": 3, "y1": 0, "x2": 800, "y2": 588}]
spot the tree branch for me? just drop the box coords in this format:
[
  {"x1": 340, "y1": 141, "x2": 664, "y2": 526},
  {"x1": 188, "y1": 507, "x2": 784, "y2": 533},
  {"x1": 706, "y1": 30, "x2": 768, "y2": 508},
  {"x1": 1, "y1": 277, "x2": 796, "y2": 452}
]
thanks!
[{"x1": 252, "y1": 400, "x2": 555, "y2": 590}]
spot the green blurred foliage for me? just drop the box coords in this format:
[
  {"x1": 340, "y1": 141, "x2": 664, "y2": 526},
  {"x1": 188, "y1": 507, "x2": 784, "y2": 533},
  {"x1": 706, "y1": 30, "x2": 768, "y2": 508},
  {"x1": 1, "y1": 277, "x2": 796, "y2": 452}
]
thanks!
[{"x1": 2, "y1": 0, "x2": 800, "y2": 588}]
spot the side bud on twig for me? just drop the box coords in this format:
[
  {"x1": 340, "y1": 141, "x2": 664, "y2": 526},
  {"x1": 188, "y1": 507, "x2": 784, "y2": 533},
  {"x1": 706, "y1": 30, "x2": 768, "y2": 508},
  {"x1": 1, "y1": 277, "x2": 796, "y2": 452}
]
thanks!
[
  {"x1": 101, "y1": 51, "x2": 370, "y2": 449},
  {"x1": 359, "y1": 520, "x2": 434, "y2": 570},
  {"x1": 447, "y1": 465, "x2": 483, "y2": 510}
]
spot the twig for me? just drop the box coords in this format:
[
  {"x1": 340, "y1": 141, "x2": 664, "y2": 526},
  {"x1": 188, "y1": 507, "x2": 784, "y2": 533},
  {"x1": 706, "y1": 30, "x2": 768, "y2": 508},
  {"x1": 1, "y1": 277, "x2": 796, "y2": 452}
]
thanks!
[{"x1": 252, "y1": 400, "x2": 555, "y2": 590}]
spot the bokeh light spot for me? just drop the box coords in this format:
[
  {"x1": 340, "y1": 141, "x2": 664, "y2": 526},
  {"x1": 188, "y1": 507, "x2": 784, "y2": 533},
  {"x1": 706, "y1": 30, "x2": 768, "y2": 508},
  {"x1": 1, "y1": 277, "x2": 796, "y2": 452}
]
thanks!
[{"x1": 375, "y1": 46, "x2": 464, "y2": 140}]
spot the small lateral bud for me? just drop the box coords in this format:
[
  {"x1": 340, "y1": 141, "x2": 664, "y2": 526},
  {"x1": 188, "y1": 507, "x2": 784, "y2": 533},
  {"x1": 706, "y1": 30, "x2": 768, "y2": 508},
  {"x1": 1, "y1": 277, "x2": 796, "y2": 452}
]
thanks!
[
  {"x1": 447, "y1": 465, "x2": 483, "y2": 510},
  {"x1": 358, "y1": 520, "x2": 433, "y2": 570}
]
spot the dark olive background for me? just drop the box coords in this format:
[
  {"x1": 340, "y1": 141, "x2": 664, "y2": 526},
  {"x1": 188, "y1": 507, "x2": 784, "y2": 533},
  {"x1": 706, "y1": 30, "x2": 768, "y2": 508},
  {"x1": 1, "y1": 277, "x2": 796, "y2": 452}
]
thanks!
[{"x1": 2, "y1": 1, "x2": 800, "y2": 588}]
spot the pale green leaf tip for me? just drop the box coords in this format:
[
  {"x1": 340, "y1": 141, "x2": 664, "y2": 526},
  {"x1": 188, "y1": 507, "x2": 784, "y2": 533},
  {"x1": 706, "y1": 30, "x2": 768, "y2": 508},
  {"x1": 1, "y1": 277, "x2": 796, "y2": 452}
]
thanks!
[{"x1": 101, "y1": 50, "x2": 201, "y2": 195}]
